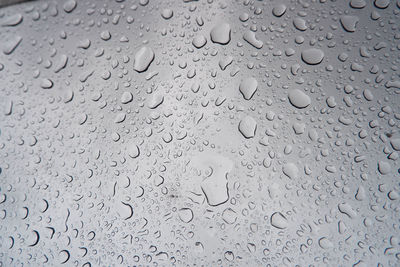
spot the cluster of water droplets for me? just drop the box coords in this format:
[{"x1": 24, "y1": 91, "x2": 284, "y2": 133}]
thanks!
[{"x1": 0, "y1": 0, "x2": 400, "y2": 266}]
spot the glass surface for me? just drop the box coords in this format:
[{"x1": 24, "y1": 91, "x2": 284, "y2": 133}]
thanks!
[{"x1": 0, "y1": 0, "x2": 399, "y2": 266}]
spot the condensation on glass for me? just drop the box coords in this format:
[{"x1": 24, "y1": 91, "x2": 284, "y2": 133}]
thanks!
[{"x1": 0, "y1": 0, "x2": 400, "y2": 266}]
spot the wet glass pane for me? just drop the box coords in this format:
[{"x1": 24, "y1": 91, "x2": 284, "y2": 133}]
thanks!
[{"x1": 0, "y1": 0, "x2": 399, "y2": 266}]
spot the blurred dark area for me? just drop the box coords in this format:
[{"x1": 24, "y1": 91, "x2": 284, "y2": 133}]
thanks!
[{"x1": 0, "y1": 0, "x2": 33, "y2": 8}]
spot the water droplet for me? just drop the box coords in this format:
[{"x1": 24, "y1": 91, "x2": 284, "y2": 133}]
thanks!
[
  {"x1": 340, "y1": 16, "x2": 359, "y2": 32},
  {"x1": 350, "y1": 0, "x2": 366, "y2": 9},
  {"x1": 378, "y1": 161, "x2": 391, "y2": 175},
  {"x1": 127, "y1": 144, "x2": 140, "y2": 158},
  {"x1": 243, "y1": 31, "x2": 263, "y2": 49},
  {"x1": 222, "y1": 208, "x2": 237, "y2": 224},
  {"x1": 293, "y1": 17, "x2": 307, "y2": 31},
  {"x1": 179, "y1": 208, "x2": 194, "y2": 223},
  {"x1": 318, "y1": 237, "x2": 333, "y2": 249},
  {"x1": 133, "y1": 47, "x2": 155, "y2": 73},
  {"x1": 1, "y1": 14, "x2": 23, "y2": 26},
  {"x1": 238, "y1": 116, "x2": 257, "y2": 139},
  {"x1": 239, "y1": 77, "x2": 258, "y2": 100},
  {"x1": 161, "y1": 9, "x2": 173, "y2": 19},
  {"x1": 54, "y1": 54, "x2": 68, "y2": 73},
  {"x1": 192, "y1": 34, "x2": 207, "y2": 48},
  {"x1": 148, "y1": 92, "x2": 164, "y2": 109},
  {"x1": 374, "y1": 0, "x2": 390, "y2": 9},
  {"x1": 288, "y1": 89, "x2": 311, "y2": 109},
  {"x1": 301, "y1": 48, "x2": 324, "y2": 65},
  {"x1": 63, "y1": 0, "x2": 77, "y2": 13},
  {"x1": 40, "y1": 79, "x2": 53, "y2": 89},
  {"x1": 270, "y1": 212, "x2": 288, "y2": 229},
  {"x1": 272, "y1": 4, "x2": 286, "y2": 17},
  {"x1": 121, "y1": 92, "x2": 133, "y2": 104},
  {"x1": 198, "y1": 152, "x2": 233, "y2": 206},
  {"x1": 210, "y1": 22, "x2": 231, "y2": 45},
  {"x1": 282, "y1": 163, "x2": 298, "y2": 179},
  {"x1": 3, "y1": 36, "x2": 22, "y2": 55}
]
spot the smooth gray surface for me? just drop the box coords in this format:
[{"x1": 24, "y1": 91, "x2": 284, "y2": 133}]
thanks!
[{"x1": 0, "y1": 0, "x2": 400, "y2": 266}]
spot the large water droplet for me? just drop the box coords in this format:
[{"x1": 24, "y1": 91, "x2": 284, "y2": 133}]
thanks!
[
  {"x1": 210, "y1": 22, "x2": 231, "y2": 45},
  {"x1": 301, "y1": 48, "x2": 324, "y2": 65},
  {"x1": 239, "y1": 77, "x2": 258, "y2": 100},
  {"x1": 133, "y1": 47, "x2": 155, "y2": 73},
  {"x1": 288, "y1": 89, "x2": 311, "y2": 109},
  {"x1": 238, "y1": 116, "x2": 257, "y2": 139},
  {"x1": 270, "y1": 212, "x2": 288, "y2": 229}
]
